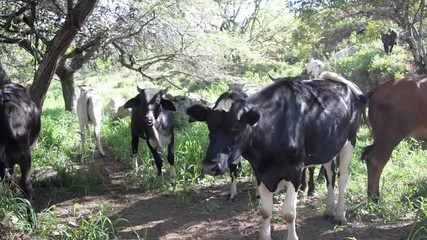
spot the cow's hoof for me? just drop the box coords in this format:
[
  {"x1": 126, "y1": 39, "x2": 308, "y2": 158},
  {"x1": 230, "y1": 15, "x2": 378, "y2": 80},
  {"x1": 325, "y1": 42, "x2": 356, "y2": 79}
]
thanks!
[
  {"x1": 335, "y1": 218, "x2": 347, "y2": 225},
  {"x1": 226, "y1": 194, "x2": 236, "y2": 202}
]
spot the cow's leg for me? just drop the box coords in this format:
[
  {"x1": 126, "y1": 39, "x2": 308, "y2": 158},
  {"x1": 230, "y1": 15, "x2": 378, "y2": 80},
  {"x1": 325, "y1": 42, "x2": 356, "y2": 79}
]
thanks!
[
  {"x1": 281, "y1": 181, "x2": 299, "y2": 240},
  {"x1": 20, "y1": 162, "x2": 33, "y2": 202},
  {"x1": 323, "y1": 160, "x2": 335, "y2": 218},
  {"x1": 0, "y1": 163, "x2": 15, "y2": 189},
  {"x1": 131, "y1": 135, "x2": 140, "y2": 171},
  {"x1": 79, "y1": 123, "x2": 86, "y2": 155},
  {"x1": 307, "y1": 166, "x2": 315, "y2": 196},
  {"x1": 167, "y1": 133, "x2": 175, "y2": 178},
  {"x1": 146, "y1": 141, "x2": 163, "y2": 176},
  {"x1": 9, "y1": 165, "x2": 16, "y2": 190},
  {"x1": 0, "y1": 161, "x2": 5, "y2": 180},
  {"x1": 20, "y1": 151, "x2": 37, "y2": 225},
  {"x1": 366, "y1": 140, "x2": 400, "y2": 201},
  {"x1": 300, "y1": 166, "x2": 315, "y2": 196},
  {"x1": 94, "y1": 124, "x2": 105, "y2": 156},
  {"x1": 335, "y1": 140, "x2": 353, "y2": 225},
  {"x1": 299, "y1": 167, "x2": 307, "y2": 193},
  {"x1": 227, "y1": 161, "x2": 239, "y2": 202},
  {"x1": 383, "y1": 42, "x2": 389, "y2": 54},
  {"x1": 131, "y1": 135, "x2": 139, "y2": 154},
  {"x1": 258, "y1": 182, "x2": 273, "y2": 240}
]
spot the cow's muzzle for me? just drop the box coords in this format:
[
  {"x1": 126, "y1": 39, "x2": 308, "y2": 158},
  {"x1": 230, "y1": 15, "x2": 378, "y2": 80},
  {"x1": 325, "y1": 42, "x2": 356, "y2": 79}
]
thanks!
[
  {"x1": 144, "y1": 117, "x2": 154, "y2": 127},
  {"x1": 202, "y1": 162, "x2": 224, "y2": 176}
]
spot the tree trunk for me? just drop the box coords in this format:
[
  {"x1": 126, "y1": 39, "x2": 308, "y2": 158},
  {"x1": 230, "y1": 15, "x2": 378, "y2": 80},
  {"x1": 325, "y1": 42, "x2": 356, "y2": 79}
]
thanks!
[
  {"x1": 56, "y1": 64, "x2": 76, "y2": 112},
  {"x1": 29, "y1": 0, "x2": 99, "y2": 111},
  {"x1": 406, "y1": 27, "x2": 427, "y2": 74}
]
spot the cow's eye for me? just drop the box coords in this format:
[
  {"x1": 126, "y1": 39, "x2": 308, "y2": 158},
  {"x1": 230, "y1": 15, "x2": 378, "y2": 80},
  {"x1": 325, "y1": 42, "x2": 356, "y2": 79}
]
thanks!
[{"x1": 230, "y1": 125, "x2": 241, "y2": 132}]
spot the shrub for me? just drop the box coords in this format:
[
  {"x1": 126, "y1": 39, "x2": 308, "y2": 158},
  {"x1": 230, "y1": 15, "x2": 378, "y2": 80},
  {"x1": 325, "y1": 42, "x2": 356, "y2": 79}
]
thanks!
[{"x1": 336, "y1": 41, "x2": 408, "y2": 92}]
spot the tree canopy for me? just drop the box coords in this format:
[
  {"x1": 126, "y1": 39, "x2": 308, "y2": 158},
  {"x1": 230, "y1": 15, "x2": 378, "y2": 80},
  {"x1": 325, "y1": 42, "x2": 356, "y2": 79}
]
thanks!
[{"x1": 0, "y1": 0, "x2": 426, "y2": 111}]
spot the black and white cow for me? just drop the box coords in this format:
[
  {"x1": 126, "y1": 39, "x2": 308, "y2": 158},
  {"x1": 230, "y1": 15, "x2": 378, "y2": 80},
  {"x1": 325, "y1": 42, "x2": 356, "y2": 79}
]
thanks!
[
  {"x1": 187, "y1": 72, "x2": 366, "y2": 240},
  {"x1": 0, "y1": 83, "x2": 41, "y2": 210},
  {"x1": 381, "y1": 28, "x2": 398, "y2": 55},
  {"x1": 124, "y1": 87, "x2": 176, "y2": 176},
  {"x1": 188, "y1": 104, "x2": 244, "y2": 202}
]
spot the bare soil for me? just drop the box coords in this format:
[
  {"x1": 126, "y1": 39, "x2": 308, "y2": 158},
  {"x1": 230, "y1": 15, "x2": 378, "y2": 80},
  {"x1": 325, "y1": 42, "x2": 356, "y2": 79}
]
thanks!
[{"x1": 31, "y1": 152, "x2": 414, "y2": 240}]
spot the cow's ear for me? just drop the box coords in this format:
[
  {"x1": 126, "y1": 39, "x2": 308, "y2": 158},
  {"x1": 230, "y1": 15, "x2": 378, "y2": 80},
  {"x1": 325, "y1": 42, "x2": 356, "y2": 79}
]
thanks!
[
  {"x1": 137, "y1": 86, "x2": 144, "y2": 93},
  {"x1": 161, "y1": 99, "x2": 176, "y2": 111},
  {"x1": 124, "y1": 97, "x2": 141, "y2": 109},
  {"x1": 241, "y1": 108, "x2": 260, "y2": 126},
  {"x1": 186, "y1": 104, "x2": 210, "y2": 122}
]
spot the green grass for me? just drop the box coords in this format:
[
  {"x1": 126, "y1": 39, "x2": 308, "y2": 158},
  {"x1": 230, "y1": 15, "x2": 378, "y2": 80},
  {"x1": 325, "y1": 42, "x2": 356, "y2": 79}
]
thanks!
[
  {"x1": 0, "y1": 184, "x2": 36, "y2": 237},
  {"x1": 34, "y1": 202, "x2": 126, "y2": 239}
]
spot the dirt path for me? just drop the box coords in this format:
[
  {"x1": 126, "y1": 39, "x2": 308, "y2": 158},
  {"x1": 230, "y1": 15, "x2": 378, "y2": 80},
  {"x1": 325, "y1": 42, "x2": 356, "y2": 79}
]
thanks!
[{"x1": 32, "y1": 152, "x2": 412, "y2": 240}]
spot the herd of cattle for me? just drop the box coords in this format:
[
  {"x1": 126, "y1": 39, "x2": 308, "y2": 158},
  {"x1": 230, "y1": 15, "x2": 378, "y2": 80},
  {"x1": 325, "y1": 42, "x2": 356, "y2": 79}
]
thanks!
[{"x1": 0, "y1": 67, "x2": 426, "y2": 239}]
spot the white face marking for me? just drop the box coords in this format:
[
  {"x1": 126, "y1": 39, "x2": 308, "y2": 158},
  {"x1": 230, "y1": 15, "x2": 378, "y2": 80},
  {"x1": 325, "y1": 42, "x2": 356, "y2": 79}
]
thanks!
[
  {"x1": 213, "y1": 98, "x2": 234, "y2": 112},
  {"x1": 148, "y1": 126, "x2": 162, "y2": 149}
]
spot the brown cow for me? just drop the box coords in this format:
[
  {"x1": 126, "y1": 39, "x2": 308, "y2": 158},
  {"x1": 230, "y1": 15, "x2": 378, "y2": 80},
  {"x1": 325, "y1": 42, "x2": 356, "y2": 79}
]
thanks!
[{"x1": 361, "y1": 74, "x2": 427, "y2": 200}]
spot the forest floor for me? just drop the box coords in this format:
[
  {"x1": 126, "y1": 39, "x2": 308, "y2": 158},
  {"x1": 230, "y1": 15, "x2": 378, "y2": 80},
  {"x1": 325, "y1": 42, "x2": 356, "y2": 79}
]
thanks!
[{"x1": 31, "y1": 151, "x2": 415, "y2": 240}]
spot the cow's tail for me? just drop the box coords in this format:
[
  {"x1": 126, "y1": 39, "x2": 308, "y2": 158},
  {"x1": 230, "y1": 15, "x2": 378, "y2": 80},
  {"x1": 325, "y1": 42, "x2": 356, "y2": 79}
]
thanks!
[
  {"x1": 362, "y1": 88, "x2": 376, "y2": 133},
  {"x1": 362, "y1": 103, "x2": 371, "y2": 132},
  {"x1": 361, "y1": 144, "x2": 374, "y2": 162},
  {"x1": 85, "y1": 97, "x2": 92, "y2": 121},
  {"x1": 360, "y1": 89, "x2": 377, "y2": 162}
]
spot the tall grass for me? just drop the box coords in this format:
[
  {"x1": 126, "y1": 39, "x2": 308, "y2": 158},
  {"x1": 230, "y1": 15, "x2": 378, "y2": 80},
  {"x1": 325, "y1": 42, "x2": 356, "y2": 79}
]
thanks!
[
  {"x1": 34, "y1": 203, "x2": 126, "y2": 239},
  {"x1": 0, "y1": 183, "x2": 36, "y2": 238},
  {"x1": 408, "y1": 198, "x2": 427, "y2": 239}
]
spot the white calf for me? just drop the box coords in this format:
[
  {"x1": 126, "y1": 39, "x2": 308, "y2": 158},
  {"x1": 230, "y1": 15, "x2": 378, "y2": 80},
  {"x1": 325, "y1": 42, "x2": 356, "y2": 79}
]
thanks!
[
  {"x1": 77, "y1": 85, "x2": 105, "y2": 156},
  {"x1": 306, "y1": 58, "x2": 325, "y2": 79}
]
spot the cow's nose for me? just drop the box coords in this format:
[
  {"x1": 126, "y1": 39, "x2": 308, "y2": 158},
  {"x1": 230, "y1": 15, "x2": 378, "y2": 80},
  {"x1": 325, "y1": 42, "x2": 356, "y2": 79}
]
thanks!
[
  {"x1": 202, "y1": 162, "x2": 222, "y2": 176},
  {"x1": 144, "y1": 117, "x2": 153, "y2": 126}
]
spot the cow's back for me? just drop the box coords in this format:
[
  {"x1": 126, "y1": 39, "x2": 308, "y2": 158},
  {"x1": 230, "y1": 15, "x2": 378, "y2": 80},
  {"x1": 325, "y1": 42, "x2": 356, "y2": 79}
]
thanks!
[
  {"x1": 368, "y1": 75, "x2": 427, "y2": 140},
  {"x1": 246, "y1": 79, "x2": 364, "y2": 165},
  {"x1": 87, "y1": 92, "x2": 103, "y2": 124}
]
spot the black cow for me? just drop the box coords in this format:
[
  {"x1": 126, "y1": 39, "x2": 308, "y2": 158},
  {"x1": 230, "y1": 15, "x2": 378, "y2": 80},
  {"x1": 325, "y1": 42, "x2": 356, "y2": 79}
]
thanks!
[
  {"x1": 381, "y1": 28, "x2": 397, "y2": 55},
  {"x1": 124, "y1": 87, "x2": 176, "y2": 176},
  {"x1": 0, "y1": 83, "x2": 41, "y2": 212},
  {"x1": 187, "y1": 72, "x2": 366, "y2": 240}
]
